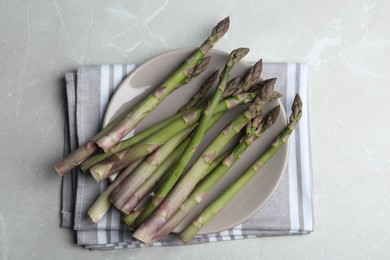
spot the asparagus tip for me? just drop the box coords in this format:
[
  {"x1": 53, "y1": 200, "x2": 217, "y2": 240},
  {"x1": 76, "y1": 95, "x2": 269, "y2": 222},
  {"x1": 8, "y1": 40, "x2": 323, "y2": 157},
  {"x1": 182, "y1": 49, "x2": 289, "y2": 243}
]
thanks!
[
  {"x1": 191, "y1": 56, "x2": 211, "y2": 78},
  {"x1": 223, "y1": 76, "x2": 241, "y2": 98},
  {"x1": 263, "y1": 105, "x2": 280, "y2": 130},
  {"x1": 213, "y1": 17, "x2": 230, "y2": 37},
  {"x1": 251, "y1": 59, "x2": 263, "y2": 80},
  {"x1": 229, "y1": 48, "x2": 250, "y2": 63},
  {"x1": 270, "y1": 91, "x2": 283, "y2": 101},
  {"x1": 291, "y1": 94, "x2": 303, "y2": 121}
]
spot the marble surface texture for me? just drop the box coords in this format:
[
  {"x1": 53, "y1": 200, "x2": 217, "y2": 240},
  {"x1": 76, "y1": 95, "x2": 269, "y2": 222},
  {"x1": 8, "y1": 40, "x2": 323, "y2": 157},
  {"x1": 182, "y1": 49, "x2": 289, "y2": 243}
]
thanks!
[{"x1": 1, "y1": 0, "x2": 389, "y2": 259}]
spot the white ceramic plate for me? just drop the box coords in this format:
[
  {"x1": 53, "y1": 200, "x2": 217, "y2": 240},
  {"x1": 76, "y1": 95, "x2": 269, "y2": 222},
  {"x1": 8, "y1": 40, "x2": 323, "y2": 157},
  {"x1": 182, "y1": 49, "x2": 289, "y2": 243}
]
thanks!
[{"x1": 103, "y1": 48, "x2": 288, "y2": 234}]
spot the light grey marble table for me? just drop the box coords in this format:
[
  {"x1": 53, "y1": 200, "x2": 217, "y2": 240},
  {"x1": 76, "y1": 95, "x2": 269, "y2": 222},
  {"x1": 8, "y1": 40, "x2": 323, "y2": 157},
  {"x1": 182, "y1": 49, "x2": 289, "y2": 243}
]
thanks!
[{"x1": 1, "y1": 0, "x2": 389, "y2": 259}]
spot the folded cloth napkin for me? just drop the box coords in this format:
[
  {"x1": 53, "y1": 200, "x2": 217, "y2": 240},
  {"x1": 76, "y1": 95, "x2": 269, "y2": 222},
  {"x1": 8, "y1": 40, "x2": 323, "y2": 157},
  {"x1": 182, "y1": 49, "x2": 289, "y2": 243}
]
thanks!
[{"x1": 60, "y1": 63, "x2": 314, "y2": 250}]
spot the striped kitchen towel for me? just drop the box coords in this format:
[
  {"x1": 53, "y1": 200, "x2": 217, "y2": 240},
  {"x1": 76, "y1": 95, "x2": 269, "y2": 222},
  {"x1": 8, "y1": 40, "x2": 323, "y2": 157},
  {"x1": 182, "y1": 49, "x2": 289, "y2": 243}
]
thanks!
[{"x1": 60, "y1": 62, "x2": 314, "y2": 250}]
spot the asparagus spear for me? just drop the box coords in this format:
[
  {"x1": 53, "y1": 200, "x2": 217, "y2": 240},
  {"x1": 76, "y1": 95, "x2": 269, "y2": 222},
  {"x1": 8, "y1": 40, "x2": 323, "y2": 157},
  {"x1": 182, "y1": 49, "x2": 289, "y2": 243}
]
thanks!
[
  {"x1": 88, "y1": 90, "x2": 252, "y2": 182},
  {"x1": 240, "y1": 59, "x2": 263, "y2": 92},
  {"x1": 54, "y1": 17, "x2": 229, "y2": 176},
  {"x1": 87, "y1": 158, "x2": 144, "y2": 223},
  {"x1": 121, "y1": 143, "x2": 235, "y2": 218},
  {"x1": 95, "y1": 18, "x2": 230, "y2": 152},
  {"x1": 81, "y1": 91, "x2": 256, "y2": 172},
  {"x1": 111, "y1": 108, "x2": 228, "y2": 211},
  {"x1": 179, "y1": 70, "x2": 219, "y2": 112},
  {"x1": 132, "y1": 82, "x2": 274, "y2": 244},
  {"x1": 123, "y1": 146, "x2": 233, "y2": 230},
  {"x1": 133, "y1": 79, "x2": 276, "y2": 232},
  {"x1": 221, "y1": 76, "x2": 241, "y2": 98},
  {"x1": 55, "y1": 56, "x2": 210, "y2": 176},
  {"x1": 152, "y1": 107, "x2": 280, "y2": 241},
  {"x1": 110, "y1": 126, "x2": 195, "y2": 211},
  {"x1": 179, "y1": 94, "x2": 303, "y2": 243},
  {"x1": 123, "y1": 206, "x2": 145, "y2": 227}
]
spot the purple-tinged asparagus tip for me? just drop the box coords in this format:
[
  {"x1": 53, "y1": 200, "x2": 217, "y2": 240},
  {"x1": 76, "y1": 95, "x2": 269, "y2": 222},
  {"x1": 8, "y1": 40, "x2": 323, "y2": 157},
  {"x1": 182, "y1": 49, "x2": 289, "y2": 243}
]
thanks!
[
  {"x1": 250, "y1": 59, "x2": 263, "y2": 81},
  {"x1": 191, "y1": 56, "x2": 211, "y2": 78},
  {"x1": 291, "y1": 94, "x2": 302, "y2": 121},
  {"x1": 222, "y1": 76, "x2": 241, "y2": 98},
  {"x1": 213, "y1": 17, "x2": 230, "y2": 37},
  {"x1": 270, "y1": 91, "x2": 283, "y2": 101},
  {"x1": 263, "y1": 105, "x2": 280, "y2": 130},
  {"x1": 229, "y1": 48, "x2": 250, "y2": 64}
]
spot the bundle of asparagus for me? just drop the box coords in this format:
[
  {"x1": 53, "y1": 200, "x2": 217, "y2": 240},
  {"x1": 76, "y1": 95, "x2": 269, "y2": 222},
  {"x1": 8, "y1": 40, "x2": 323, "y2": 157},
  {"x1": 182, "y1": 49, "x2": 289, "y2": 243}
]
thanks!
[
  {"x1": 54, "y1": 17, "x2": 230, "y2": 176},
  {"x1": 55, "y1": 17, "x2": 303, "y2": 245}
]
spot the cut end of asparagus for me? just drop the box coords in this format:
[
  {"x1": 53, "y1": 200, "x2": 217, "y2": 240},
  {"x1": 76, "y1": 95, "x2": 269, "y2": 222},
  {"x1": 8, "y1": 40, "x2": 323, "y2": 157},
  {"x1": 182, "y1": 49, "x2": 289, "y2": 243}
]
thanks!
[
  {"x1": 90, "y1": 164, "x2": 112, "y2": 182},
  {"x1": 54, "y1": 141, "x2": 97, "y2": 176},
  {"x1": 87, "y1": 203, "x2": 109, "y2": 224},
  {"x1": 212, "y1": 17, "x2": 230, "y2": 38},
  {"x1": 54, "y1": 165, "x2": 66, "y2": 177}
]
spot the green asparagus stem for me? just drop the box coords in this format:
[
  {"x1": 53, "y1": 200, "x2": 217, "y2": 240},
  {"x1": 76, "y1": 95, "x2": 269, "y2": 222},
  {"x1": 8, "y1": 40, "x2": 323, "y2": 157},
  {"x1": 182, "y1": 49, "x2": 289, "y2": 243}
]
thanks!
[
  {"x1": 55, "y1": 56, "x2": 210, "y2": 176},
  {"x1": 123, "y1": 207, "x2": 145, "y2": 227},
  {"x1": 88, "y1": 90, "x2": 250, "y2": 182},
  {"x1": 80, "y1": 112, "x2": 185, "y2": 172},
  {"x1": 179, "y1": 94, "x2": 302, "y2": 243},
  {"x1": 87, "y1": 158, "x2": 144, "y2": 223},
  {"x1": 119, "y1": 142, "x2": 188, "y2": 215},
  {"x1": 95, "y1": 18, "x2": 230, "y2": 152},
  {"x1": 133, "y1": 80, "x2": 276, "y2": 235},
  {"x1": 54, "y1": 17, "x2": 229, "y2": 176},
  {"x1": 113, "y1": 108, "x2": 229, "y2": 213},
  {"x1": 110, "y1": 127, "x2": 195, "y2": 212},
  {"x1": 81, "y1": 91, "x2": 256, "y2": 172},
  {"x1": 132, "y1": 82, "x2": 277, "y2": 244},
  {"x1": 153, "y1": 106, "x2": 281, "y2": 242},
  {"x1": 125, "y1": 147, "x2": 231, "y2": 230},
  {"x1": 179, "y1": 70, "x2": 219, "y2": 112}
]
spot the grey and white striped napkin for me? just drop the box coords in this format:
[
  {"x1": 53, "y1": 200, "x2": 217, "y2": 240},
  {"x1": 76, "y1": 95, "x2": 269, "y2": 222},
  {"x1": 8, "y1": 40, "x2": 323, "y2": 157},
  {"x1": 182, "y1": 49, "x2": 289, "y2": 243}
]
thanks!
[{"x1": 60, "y1": 63, "x2": 314, "y2": 250}]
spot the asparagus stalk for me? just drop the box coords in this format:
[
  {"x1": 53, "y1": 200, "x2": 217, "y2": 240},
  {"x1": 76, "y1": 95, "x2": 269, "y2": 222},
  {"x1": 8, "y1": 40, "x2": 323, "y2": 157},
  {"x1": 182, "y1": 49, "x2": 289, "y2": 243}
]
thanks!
[
  {"x1": 81, "y1": 91, "x2": 256, "y2": 172},
  {"x1": 123, "y1": 207, "x2": 145, "y2": 227},
  {"x1": 112, "y1": 109, "x2": 227, "y2": 212},
  {"x1": 110, "y1": 126, "x2": 195, "y2": 212},
  {"x1": 120, "y1": 143, "x2": 188, "y2": 215},
  {"x1": 132, "y1": 82, "x2": 275, "y2": 244},
  {"x1": 152, "y1": 107, "x2": 280, "y2": 241},
  {"x1": 55, "y1": 56, "x2": 210, "y2": 176},
  {"x1": 88, "y1": 90, "x2": 250, "y2": 182},
  {"x1": 54, "y1": 17, "x2": 229, "y2": 176},
  {"x1": 95, "y1": 18, "x2": 230, "y2": 152},
  {"x1": 133, "y1": 80, "x2": 275, "y2": 233},
  {"x1": 179, "y1": 70, "x2": 219, "y2": 112},
  {"x1": 122, "y1": 142, "x2": 235, "y2": 219},
  {"x1": 179, "y1": 94, "x2": 303, "y2": 243},
  {"x1": 89, "y1": 118, "x2": 198, "y2": 182},
  {"x1": 81, "y1": 70, "x2": 219, "y2": 172},
  {"x1": 125, "y1": 147, "x2": 233, "y2": 230},
  {"x1": 87, "y1": 158, "x2": 144, "y2": 223}
]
